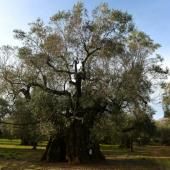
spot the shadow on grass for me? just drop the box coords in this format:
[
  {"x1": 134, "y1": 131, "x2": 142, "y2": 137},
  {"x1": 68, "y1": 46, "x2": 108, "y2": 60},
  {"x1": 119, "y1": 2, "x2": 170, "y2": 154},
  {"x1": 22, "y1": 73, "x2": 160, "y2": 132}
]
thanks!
[
  {"x1": 0, "y1": 147, "x2": 43, "y2": 162},
  {"x1": 0, "y1": 158, "x2": 164, "y2": 170},
  {"x1": 105, "y1": 158, "x2": 162, "y2": 170},
  {"x1": 0, "y1": 145, "x2": 169, "y2": 169}
]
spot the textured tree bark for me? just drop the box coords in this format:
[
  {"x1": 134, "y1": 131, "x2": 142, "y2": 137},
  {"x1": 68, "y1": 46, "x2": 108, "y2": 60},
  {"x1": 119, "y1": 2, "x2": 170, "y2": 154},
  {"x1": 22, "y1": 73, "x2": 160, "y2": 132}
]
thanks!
[
  {"x1": 42, "y1": 122, "x2": 105, "y2": 163},
  {"x1": 66, "y1": 120, "x2": 87, "y2": 163},
  {"x1": 67, "y1": 121, "x2": 105, "y2": 163},
  {"x1": 41, "y1": 134, "x2": 67, "y2": 162}
]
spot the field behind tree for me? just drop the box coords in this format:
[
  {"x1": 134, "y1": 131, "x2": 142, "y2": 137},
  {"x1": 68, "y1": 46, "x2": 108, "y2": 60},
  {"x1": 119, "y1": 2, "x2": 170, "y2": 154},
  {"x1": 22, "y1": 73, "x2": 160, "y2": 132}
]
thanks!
[{"x1": 0, "y1": 139, "x2": 169, "y2": 169}]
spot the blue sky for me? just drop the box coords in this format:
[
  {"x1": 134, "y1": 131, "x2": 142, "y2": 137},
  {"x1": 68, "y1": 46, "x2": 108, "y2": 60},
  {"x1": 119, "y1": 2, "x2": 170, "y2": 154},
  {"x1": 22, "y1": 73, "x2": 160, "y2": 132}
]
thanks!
[{"x1": 0, "y1": 0, "x2": 169, "y2": 119}]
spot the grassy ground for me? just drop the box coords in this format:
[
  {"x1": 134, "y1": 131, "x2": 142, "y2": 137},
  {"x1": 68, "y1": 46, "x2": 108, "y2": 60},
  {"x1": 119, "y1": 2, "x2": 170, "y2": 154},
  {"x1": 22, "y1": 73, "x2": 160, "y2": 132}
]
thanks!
[{"x1": 0, "y1": 139, "x2": 169, "y2": 169}]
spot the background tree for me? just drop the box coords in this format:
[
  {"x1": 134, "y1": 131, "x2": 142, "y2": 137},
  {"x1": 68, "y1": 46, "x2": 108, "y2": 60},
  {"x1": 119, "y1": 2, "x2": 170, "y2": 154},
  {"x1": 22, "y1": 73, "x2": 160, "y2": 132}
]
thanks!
[
  {"x1": 162, "y1": 83, "x2": 170, "y2": 117},
  {"x1": 156, "y1": 118, "x2": 170, "y2": 145},
  {"x1": 120, "y1": 107, "x2": 156, "y2": 152},
  {"x1": 11, "y1": 97, "x2": 40, "y2": 149},
  {"x1": 0, "y1": 97, "x2": 11, "y2": 137}
]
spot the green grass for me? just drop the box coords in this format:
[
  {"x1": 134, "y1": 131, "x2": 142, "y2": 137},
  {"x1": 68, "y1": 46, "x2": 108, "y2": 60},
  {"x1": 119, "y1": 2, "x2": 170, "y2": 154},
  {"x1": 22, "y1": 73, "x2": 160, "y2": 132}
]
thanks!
[
  {"x1": 100, "y1": 144, "x2": 170, "y2": 170},
  {"x1": 0, "y1": 139, "x2": 169, "y2": 169},
  {"x1": 0, "y1": 138, "x2": 44, "y2": 161}
]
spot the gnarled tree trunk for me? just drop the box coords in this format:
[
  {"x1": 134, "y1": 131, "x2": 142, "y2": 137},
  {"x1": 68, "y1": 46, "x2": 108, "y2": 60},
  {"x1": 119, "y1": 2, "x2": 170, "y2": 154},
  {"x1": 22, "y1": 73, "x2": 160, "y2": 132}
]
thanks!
[
  {"x1": 41, "y1": 134, "x2": 66, "y2": 162},
  {"x1": 41, "y1": 120, "x2": 105, "y2": 163}
]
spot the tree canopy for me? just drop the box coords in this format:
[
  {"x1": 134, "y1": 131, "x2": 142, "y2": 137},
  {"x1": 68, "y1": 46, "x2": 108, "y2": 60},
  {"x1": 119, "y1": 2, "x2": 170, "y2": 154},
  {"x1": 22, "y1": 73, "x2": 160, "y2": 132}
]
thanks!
[{"x1": 0, "y1": 2, "x2": 167, "y2": 163}]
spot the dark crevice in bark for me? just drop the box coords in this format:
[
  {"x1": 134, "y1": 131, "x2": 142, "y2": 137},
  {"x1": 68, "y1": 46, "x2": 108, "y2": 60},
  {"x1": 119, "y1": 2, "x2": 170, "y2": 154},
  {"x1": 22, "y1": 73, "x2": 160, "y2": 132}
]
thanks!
[{"x1": 41, "y1": 134, "x2": 67, "y2": 162}]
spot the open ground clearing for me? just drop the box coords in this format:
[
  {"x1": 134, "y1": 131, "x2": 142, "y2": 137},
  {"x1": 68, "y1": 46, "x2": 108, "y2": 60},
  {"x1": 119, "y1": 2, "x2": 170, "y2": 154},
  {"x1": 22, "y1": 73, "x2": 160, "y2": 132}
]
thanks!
[{"x1": 0, "y1": 139, "x2": 169, "y2": 169}]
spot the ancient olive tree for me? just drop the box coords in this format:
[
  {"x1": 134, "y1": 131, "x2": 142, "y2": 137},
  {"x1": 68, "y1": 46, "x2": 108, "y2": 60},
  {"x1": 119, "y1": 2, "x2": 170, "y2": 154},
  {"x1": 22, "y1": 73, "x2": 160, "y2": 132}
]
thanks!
[{"x1": 0, "y1": 3, "x2": 166, "y2": 163}]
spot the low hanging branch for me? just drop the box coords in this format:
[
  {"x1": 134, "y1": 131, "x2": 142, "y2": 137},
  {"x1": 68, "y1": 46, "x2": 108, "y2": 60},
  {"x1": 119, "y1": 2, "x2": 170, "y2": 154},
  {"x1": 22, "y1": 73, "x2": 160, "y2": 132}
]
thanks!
[
  {"x1": 46, "y1": 57, "x2": 75, "y2": 75},
  {"x1": 0, "y1": 120, "x2": 40, "y2": 127},
  {"x1": 82, "y1": 45, "x2": 101, "y2": 70},
  {"x1": 122, "y1": 126, "x2": 136, "y2": 133},
  {"x1": 30, "y1": 82, "x2": 71, "y2": 97}
]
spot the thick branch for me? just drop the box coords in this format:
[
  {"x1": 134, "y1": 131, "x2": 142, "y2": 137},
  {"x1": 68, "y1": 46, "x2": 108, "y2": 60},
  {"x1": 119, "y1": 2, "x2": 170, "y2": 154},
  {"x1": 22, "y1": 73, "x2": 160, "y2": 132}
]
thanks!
[
  {"x1": 46, "y1": 59, "x2": 75, "y2": 75},
  {"x1": 30, "y1": 82, "x2": 71, "y2": 97},
  {"x1": 82, "y1": 44, "x2": 101, "y2": 75},
  {"x1": 82, "y1": 43, "x2": 101, "y2": 66},
  {"x1": 122, "y1": 126, "x2": 136, "y2": 133},
  {"x1": 19, "y1": 86, "x2": 31, "y2": 100},
  {"x1": 0, "y1": 120, "x2": 40, "y2": 126}
]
